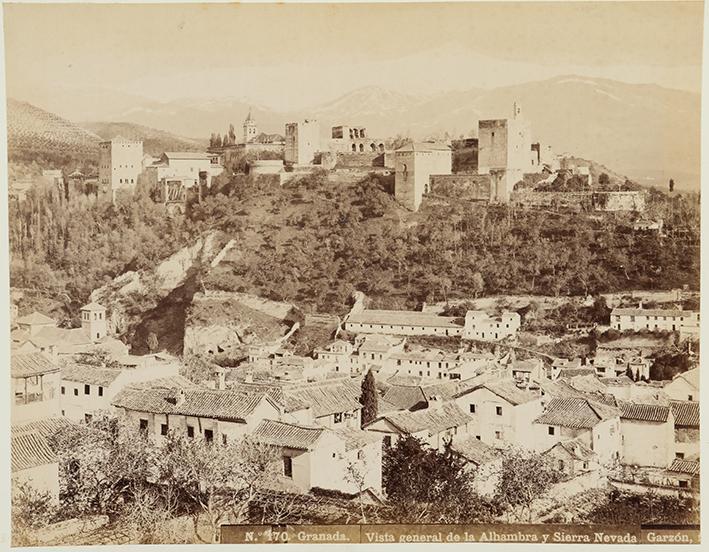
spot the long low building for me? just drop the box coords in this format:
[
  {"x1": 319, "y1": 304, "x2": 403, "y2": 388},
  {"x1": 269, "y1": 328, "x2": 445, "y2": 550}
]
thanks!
[
  {"x1": 346, "y1": 310, "x2": 464, "y2": 337},
  {"x1": 610, "y1": 306, "x2": 699, "y2": 338}
]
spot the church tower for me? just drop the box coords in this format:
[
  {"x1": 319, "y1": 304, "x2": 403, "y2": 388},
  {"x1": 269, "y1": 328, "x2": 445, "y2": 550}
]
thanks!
[
  {"x1": 243, "y1": 110, "x2": 258, "y2": 144},
  {"x1": 80, "y1": 302, "x2": 107, "y2": 341}
]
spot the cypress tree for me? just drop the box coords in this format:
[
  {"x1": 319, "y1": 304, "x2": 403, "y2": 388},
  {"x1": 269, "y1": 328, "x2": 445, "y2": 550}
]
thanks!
[{"x1": 360, "y1": 369, "x2": 378, "y2": 427}]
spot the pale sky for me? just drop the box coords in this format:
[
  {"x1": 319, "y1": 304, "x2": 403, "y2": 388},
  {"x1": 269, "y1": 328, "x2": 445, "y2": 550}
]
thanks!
[{"x1": 3, "y1": 1, "x2": 704, "y2": 112}]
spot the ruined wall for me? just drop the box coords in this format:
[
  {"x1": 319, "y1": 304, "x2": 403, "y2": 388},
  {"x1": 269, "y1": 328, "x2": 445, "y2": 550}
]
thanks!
[
  {"x1": 335, "y1": 152, "x2": 384, "y2": 168},
  {"x1": 593, "y1": 191, "x2": 646, "y2": 212},
  {"x1": 510, "y1": 191, "x2": 593, "y2": 211},
  {"x1": 429, "y1": 174, "x2": 492, "y2": 201}
]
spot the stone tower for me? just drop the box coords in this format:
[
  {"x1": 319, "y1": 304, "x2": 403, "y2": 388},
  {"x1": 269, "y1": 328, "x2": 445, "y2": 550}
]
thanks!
[
  {"x1": 80, "y1": 302, "x2": 107, "y2": 341},
  {"x1": 243, "y1": 110, "x2": 258, "y2": 144}
]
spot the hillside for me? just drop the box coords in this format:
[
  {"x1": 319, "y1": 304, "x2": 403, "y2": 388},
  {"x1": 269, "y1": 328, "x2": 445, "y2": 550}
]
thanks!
[
  {"x1": 7, "y1": 98, "x2": 100, "y2": 161},
  {"x1": 82, "y1": 121, "x2": 206, "y2": 155}
]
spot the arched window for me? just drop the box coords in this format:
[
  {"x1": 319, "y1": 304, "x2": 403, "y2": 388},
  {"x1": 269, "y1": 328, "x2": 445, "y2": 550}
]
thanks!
[
  {"x1": 352, "y1": 144, "x2": 357, "y2": 152},
  {"x1": 379, "y1": 143, "x2": 385, "y2": 152},
  {"x1": 370, "y1": 143, "x2": 377, "y2": 152},
  {"x1": 359, "y1": 143, "x2": 364, "y2": 152}
]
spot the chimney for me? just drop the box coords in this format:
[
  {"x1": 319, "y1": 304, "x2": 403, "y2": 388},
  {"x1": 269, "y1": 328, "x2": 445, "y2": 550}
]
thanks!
[
  {"x1": 176, "y1": 389, "x2": 185, "y2": 406},
  {"x1": 427, "y1": 395, "x2": 443, "y2": 409},
  {"x1": 215, "y1": 367, "x2": 227, "y2": 390},
  {"x1": 638, "y1": 301, "x2": 643, "y2": 309}
]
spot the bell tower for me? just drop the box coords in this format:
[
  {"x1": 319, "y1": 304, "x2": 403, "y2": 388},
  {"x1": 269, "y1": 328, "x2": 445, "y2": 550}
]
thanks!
[{"x1": 243, "y1": 109, "x2": 258, "y2": 144}]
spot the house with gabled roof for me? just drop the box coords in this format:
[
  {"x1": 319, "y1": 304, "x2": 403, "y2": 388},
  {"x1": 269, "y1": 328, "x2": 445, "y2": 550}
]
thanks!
[
  {"x1": 250, "y1": 419, "x2": 382, "y2": 495},
  {"x1": 544, "y1": 438, "x2": 600, "y2": 479},
  {"x1": 12, "y1": 353, "x2": 62, "y2": 424},
  {"x1": 453, "y1": 377, "x2": 543, "y2": 450},
  {"x1": 670, "y1": 400, "x2": 699, "y2": 460},
  {"x1": 617, "y1": 401, "x2": 674, "y2": 468},
  {"x1": 364, "y1": 398, "x2": 473, "y2": 451},
  {"x1": 60, "y1": 356, "x2": 191, "y2": 423},
  {"x1": 664, "y1": 368, "x2": 698, "y2": 402},
  {"x1": 533, "y1": 397, "x2": 622, "y2": 465},
  {"x1": 111, "y1": 387, "x2": 284, "y2": 445}
]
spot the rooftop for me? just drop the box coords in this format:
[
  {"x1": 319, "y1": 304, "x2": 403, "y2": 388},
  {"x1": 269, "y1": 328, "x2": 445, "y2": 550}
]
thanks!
[
  {"x1": 618, "y1": 401, "x2": 671, "y2": 423},
  {"x1": 548, "y1": 438, "x2": 597, "y2": 461},
  {"x1": 163, "y1": 151, "x2": 211, "y2": 160},
  {"x1": 450, "y1": 437, "x2": 499, "y2": 465},
  {"x1": 395, "y1": 142, "x2": 451, "y2": 153},
  {"x1": 611, "y1": 307, "x2": 695, "y2": 318},
  {"x1": 12, "y1": 353, "x2": 59, "y2": 378},
  {"x1": 670, "y1": 368, "x2": 698, "y2": 389},
  {"x1": 375, "y1": 401, "x2": 472, "y2": 435},
  {"x1": 112, "y1": 387, "x2": 276, "y2": 422},
  {"x1": 669, "y1": 400, "x2": 699, "y2": 427},
  {"x1": 251, "y1": 419, "x2": 324, "y2": 451},
  {"x1": 348, "y1": 309, "x2": 462, "y2": 329},
  {"x1": 535, "y1": 397, "x2": 620, "y2": 429},
  {"x1": 12, "y1": 431, "x2": 56, "y2": 472},
  {"x1": 61, "y1": 363, "x2": 122, "y2": 386},
  {"x1": 80, "y1": 302, "x2": 105, "y2": 312},
  {"x1": 16, "y1": 311, "x2": 55, "y2": 326},
  {"x1": 668, "y1": 458, "x2": 700, "y2": 476}
]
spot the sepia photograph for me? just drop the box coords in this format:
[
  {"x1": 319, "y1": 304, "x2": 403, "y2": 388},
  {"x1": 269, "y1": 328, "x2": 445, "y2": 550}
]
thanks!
[{"x1": 1, "y1": 0, "x2": 703, "y2": 546}]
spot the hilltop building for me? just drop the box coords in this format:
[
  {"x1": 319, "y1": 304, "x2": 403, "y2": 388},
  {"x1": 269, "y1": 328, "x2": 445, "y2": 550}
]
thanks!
[
  {"x1": 285, "y1": 119, "x2": 320, "y2": 165},
  {"x1": 394, "y1": 142, "x2": 452, "y2": 211},
  {"x1": 243, "y1": 109, "x2": 258, "y2": 144},
  {"x1": 610, "y1": 305, "x2": 699, "y2": 338},
  {"x1": 98, "y1": 136, "x2": 144, "y2": 202},
  {"x1": 330, "y1": 125, "x2": 386, "y2": 154},
  {"x1": 145, "y1": 151, "x2": 223, "y2": 189}
]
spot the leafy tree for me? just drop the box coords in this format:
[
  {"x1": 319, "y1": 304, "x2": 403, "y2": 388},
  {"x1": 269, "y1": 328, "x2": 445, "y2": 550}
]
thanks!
[
  {"x1": 360, "y1": 369, "x2": 377, "y2": 427},
  {"x1": 494, "y1": 448, "x2": 562, "y2": 522},
  {"x1": 11, "y1": 483, "x2": 57, "y2": 546},
  {"x1": 382, "y1": 436, "x2": 498, "y2": 523}
]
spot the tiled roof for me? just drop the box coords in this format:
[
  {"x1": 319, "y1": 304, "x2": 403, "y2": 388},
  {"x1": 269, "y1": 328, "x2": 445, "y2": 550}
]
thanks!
[
  {"x1": 112, "y1": 388, "x2": 273, "y2": 422},
  {"x1": 563, "y1": 375, "x2": 608, "y2": 394},
  {"x1": 550, "y1": 438, "x2": 597, "y2": 461},
  {"x1": 11, "y1": 417, "x2": 73, "y2": 439},
  {"x1": 670, "y1": 368, "x2": 698, "y2": 389},
  {"x1": 251, "y1": 420, "x2": 324, "y2": 450},
  {"x1": 229, "y1": 382, "x2": 310, "y2": 412},
  {"x1": 558, "y1": 368, "x2": 597, "y2": 378},
  {"x1": 331, "y1": 428, "x2": 382, "y2": 451},
  {"x1": 12, "y1": 353, "x2": 59, "y2": 378},
  {"x1": 285, "y1": 379, "x2": 362, "y2": 418},
  {"x1": 481, "y1": 379, "x2": 540, "y2": 406},
  {"x1": 377, "y1": 396, "x2": 400, "y2": 414},
  {"x1": 377, "y1": 402, "x2": 472, "y2": 435},
  {"x1": 618, "y1": 401, "x2": 670, "y2": 423},
  {"x1": 127, "y1": 375, "x2": 200, "y2": 390},
  {"x1": 535, "y1": 398, "x2": 620, "y2": 429},
  {"x1": 62, "y1": 364, "x2": 122, "y2": 386},
  {"x1": 668, "y1": 458, "x2": 700, "y2": 476},
  {"x1": 80, "y1": 302, "x2": 105, "y2": 311},
  {"x1": 348, "y1": 310, "x2": 462, "y2": 329},
  {"x1": 163, "y1": 151, "x2": 210, "y2": 160},
  {"x1": 382, "y1": 385, "x2": 427, "y2": 411},
  {"x1": 358, "y1": 334, "x2": 404, "y2": 352},
  {"x1": 600, "y1": 376, "x2": 634, "y2": 386},
  {"x1": 16, "y1": 311, "x2": 55, "y2": 325},
  {"x1": 611, "y1": 307, "x2": 691, "y2": 318},
  {"x1": 670, "y1": 400, "x2": 700, "y2": 427},
  {"x1": 451, "y1": 437, "x2": 499, "y2": 465},
  {"x1": 12, "y1": 432, "x2": 57, "y2": 472}
]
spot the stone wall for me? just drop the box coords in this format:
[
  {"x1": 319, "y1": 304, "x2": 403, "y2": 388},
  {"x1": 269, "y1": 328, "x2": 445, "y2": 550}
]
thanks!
[
  {"x1": 510, "y1": 190, "x2": 646, "y2": 212},
  {"x1": 335, "y1": 152, "x2": 384, "y2": 168},
  {"x1": 593, "y1": 191, "x2": 646, "y2": 212},
  {"x1": 429, "y1": 174, "x2": 492, "y2": 201}
]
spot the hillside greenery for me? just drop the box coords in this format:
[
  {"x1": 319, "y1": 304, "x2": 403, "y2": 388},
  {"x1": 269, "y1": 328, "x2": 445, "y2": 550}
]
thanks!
[{"x1": 8, "y1": 171, "x2": 700, "y2": 325}]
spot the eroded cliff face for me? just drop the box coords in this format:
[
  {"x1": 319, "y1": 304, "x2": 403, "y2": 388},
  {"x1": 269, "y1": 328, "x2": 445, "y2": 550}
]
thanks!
[{"x1": 88, "y1": 231, "x2": 229, "y2": 353}]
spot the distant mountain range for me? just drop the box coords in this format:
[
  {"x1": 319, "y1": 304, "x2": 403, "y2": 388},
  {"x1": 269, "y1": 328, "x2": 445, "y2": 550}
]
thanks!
[
  {"x1": 82, "y1": 122, "x2": 206, "y2": 153},
  {"x1": 8, "y1": 75, "x2": 700, "y2": 189}
]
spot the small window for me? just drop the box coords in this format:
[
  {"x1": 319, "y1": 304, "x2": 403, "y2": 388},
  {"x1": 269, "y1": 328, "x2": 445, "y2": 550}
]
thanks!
[
  {"x1": 160, "y1": 423, "x2": 168, "y2": 436},
  {"x1": 187, "y1": 425, "x2": 195, "y2": 438},
  {"x1": 495, "y1": 431, "x2": 502, "y2": 440},
  {"x1": 61, "y1": 386, "x2": 65, "y2": 395},
  {"x1": 139, "y1": 419, "x2": 148, "y2": 433},
  {"x1": 475, "y1": 435, "x2": 481, "y2": 440},
  {"x1": 383, "y1": 435, "x2": 392, "y2": 448},
  {"x1": 334, "y1": 412, "x2": 343, "y2": 424},
  {"x1": 548, "y1": 426, "x2": 555, "y2": 436},
  {"x1": 558, "y1": 460, "x2": 565, "y2": 471},
  {"x1": 84, "y1": 384, "x2": 90, "y2": 395},
  {"x1": 222, "y1": 434, "x2": 228, "y2": 446},
  {"x1": 84, "y1": 413, "x2": 93, "y2": 424},
  {"x1": 73, "y1": 388, "x2": 78, "y2": 396},
  {"x1": 469, "y1": 404, "x2": 476, "y2": 414},
  {"x1": 357, "y1": 450, "x2": 364, "y2": 460},
  {"x1": 204, "y1": 429, "x2": 214, "y2": 443},
  {"x1": 583, "y1": 461, "x2": 589, "y2": 469},
  {"x1": 688, "y1": 395, "x2": 693, "y2": 401},
  {"x1": 98, "y1": 386, "x2": 104, "y2": 397},
  {"x1": 496, "y1": 406, "x2": 503, "y2": 416},
  {"x1": 283, "y1": 456, "x2": 293, "y2": 478},
  {"x1": 676, "y1": 452, "x2": 685, "y2": 460},
  {"x1": 679, "y1": 480, "x2": 689, "y2": 489}
]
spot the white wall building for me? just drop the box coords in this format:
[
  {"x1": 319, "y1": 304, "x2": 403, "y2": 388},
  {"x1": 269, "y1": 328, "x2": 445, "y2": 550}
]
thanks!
[
  {"x1": 285, "y1": 120, "x2": 320, "y2": 165},
  {"x1": 463, "y1": 310, "x2": 521, "y2": 341},
  {"x1": 610, "y1": 306, "x2": 699, "y2": 337},
  {"x1": 394, "y1": 142, "x2": 452, "y2": 211},
  {"x1": 345, "y1": 309, "x2": 463, "y2": 337}
]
